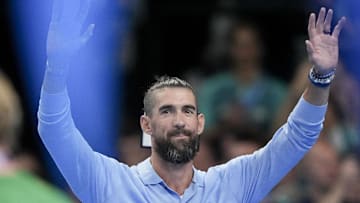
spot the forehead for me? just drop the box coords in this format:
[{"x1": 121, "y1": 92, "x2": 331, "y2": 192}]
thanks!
[{"x1": 152, "y1": 87, "x2": 196, "y2": 108}]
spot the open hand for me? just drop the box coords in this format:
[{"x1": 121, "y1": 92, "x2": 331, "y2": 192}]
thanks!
[
  {"x1": 306, "y1": 7, "x2": 346, "y2": 74},
  {"x1": 47, "y1": 0, "x2": 95, "y2": 65}
]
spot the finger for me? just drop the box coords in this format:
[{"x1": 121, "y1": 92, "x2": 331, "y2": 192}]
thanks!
[
  {"x1": 332, "y1": 17, "x2": 346, "y2": 38},
  {"x1": 77, "y1": 0, "x2": 91, "y2": 25},
  {"x1": 305, "y1": 40, "x2": 314, "y2": 55},
  {"x1": 80, "y1": 24, "x2": 95, "y2": 45},
  {"x1": 316, "y1": 7, "x2": 326, "y2": 33},
  {"x1": 308, "y1": 13, "x2": 316, "y2": 40},
  {"x1": 62, "y1": 0, "x2": 81, "y2": 21},
  {"x1": 323, "y1": 9, "x2": 333, "y2": 33},
  {"x1": 51, "y1": 0, "x2": 63, "y2": 23}
]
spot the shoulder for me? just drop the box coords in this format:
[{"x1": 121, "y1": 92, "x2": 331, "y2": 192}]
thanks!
[{"x1": 200, "y1": 72, "x2": 235, "y2": 91}]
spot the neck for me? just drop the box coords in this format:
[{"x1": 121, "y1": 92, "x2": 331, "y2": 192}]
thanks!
[{"x1": 150, "y1": 153, "x2": 194, "y2": 195}]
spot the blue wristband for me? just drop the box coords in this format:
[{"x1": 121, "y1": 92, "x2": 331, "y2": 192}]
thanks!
[{"x1": 308, "y1": 67, "x2": 335, "y2": 88}]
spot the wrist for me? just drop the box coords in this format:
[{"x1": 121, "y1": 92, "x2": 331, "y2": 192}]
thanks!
[
  {"x1": 312, "y1": 65, "x2": 336, "y2": 75},
  {"x1": 42, "y1": 60, "x2": 70, "y2": 93},
  {"x1": 308, "y1": 66, "x2": 335, "y2": 88},
  {"x1": 46, "y1": 60, "x2": 69, "y2": 75}
]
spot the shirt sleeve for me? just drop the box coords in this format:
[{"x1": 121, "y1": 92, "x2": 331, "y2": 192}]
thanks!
[
  {"x1": 37, "y1": 89, "x2": 132, "y2": 202},
  {"x1": 217, "y1": 96, "x2": 327, "y2": 202}
]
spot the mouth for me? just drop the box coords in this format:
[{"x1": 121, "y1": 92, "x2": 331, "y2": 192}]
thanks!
[
  {"x1": 169, "y1": 130, "x2": 191, "y2": 139},
  {"x1": 172, "y1": 133, "x2": 189, "y2": 138}
]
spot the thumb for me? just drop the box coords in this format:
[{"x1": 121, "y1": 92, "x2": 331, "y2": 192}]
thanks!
[
  {"x1": 80, "y1": 24, "x2": 95, "y2": 45},
  {"x1": 305, "y1": 40, "x2": 314, "y2": 55}
]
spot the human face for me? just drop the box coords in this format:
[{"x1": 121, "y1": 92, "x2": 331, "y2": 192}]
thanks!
[
  {"x1": 140, "y1": 87, "x2": 205, "y2": 164},
  {"x1": 230, "y1": 27, "x2": 262, "y2": 65}
]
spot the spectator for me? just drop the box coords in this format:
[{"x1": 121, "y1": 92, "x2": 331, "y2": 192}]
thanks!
[
  {"x1": 198, "y1": 20, "x2": 287, "y2": 135},
  {"x1": 0, "y1": 71, "x2": 73, "y2": 203}
]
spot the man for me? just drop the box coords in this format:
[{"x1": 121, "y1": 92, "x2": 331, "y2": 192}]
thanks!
[{"x1": 38, "y1": 1, "x2": 345, "y2": 202}]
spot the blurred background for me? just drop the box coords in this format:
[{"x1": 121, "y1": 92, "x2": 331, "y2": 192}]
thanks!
[{"x1": 0, "y1": 0, "x2": 359, "y2": 202}]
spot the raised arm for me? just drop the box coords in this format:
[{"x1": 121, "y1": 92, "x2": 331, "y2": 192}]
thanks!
[
  {"x1": 44, "y1": 0, "x2": 94, "y2": 94},
  {"x1": 38, "y1": 1, "x2": 145, "y2": 202},
  {"x1": 219, "y1": 8, "x2": 347, "y2": 202},
  {"x1": 303, "y1": 7, "x2": 345, "y2": 105},
  {"x1": 37, "y1": 0, "x2": 101, "y2": 201}
]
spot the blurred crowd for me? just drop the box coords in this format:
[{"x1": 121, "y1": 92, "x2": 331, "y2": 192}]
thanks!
[{"x1": 1, "y1": 0, "x2": 360, "y2": 202}]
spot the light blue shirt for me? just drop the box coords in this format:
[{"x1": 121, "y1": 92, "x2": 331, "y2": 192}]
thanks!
[{"x1": 38, "y1": 89, "x2": 326, "y2": 203}]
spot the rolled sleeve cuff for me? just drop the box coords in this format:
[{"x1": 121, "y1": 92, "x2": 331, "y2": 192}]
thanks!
[
  {"x1": 290, "y1": 96, "x2": 327, "y2": 124},
  {"x1": 38, "y1": 88, "x2": 70, "y2": 121}
]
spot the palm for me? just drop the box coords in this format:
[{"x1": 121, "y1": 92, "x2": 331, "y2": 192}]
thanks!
[
  {"x1": 306, "y1": 8, "x2": 345, "y2": 74},
  {"x1": 309, "y1": 35, "x2": 338, "y2": 70},
  {"x1": 47, "y1": 21, "x2": 83, "y2": 59}
]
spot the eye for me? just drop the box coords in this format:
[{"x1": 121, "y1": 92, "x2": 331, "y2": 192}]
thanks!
[
  {"x1": 160, "y1": 109, "x2": 170, "y2": 115},
  {"x1": 184, "y1": 109, "x2": 195, "y2": 115}
]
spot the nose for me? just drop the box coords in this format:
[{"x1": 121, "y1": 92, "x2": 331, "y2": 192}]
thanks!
[{"x1": 173, "y1": 112, "x2": 185, "y2": 129}]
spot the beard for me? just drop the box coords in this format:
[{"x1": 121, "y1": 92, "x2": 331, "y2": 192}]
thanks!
[{"x1": 154, "y1": 128, "x2": 200, "y2": 164}]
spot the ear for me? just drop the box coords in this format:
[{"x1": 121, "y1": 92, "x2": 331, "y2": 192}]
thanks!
[
  {"x1": 197, "y1": 113, "x2": 205, "y2": 135},
  {"x1": 140, "y1": 114, "x2": 152, "y2": 135}
]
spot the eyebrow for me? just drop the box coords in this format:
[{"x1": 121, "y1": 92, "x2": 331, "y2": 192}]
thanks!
[
  {"x1": 158, "y1": 104, "x2": 196, "y2": 112},
  {"x1": 158, "y1": 105, "x2": 174, "y2": 112},
  {"x1": 183, "y1": 105, "x2": 196, "y2": 111}
]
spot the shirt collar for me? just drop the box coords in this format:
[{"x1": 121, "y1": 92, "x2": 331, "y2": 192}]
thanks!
[
  {"x1": 136, "y1": 158, "x2": 205, "y2": 187},
  {"x1": 136, "y1": 157, "x2": 163, "y2": 185},
  {"x1": 192, "y1": 167, "x2": 205, "y2": 187}
]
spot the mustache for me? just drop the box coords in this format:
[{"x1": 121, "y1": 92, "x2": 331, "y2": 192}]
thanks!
[{"x1": 167, "y1": 128, "x2": 192, "y2": 137}]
